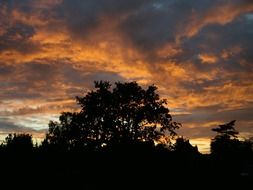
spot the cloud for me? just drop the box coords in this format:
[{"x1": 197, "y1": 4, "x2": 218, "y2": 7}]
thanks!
[
  {"x1": 0, "y1": 59, "x2": 126, "y2": 99},
  {"x1": 177, "y1": 0, "x2": 253, "y2": 39},
  {"x1": 0, "y1": 58, "x2": 127, "y2": 133},
  {"x1": 0, "y1": 120, "x2": 26, "y2": 132},
  {"x1": 0, "y1": 22, "x2": 39, "y2": 54},
  {"x1": 198, "y1": 54, "x2": 217, "y2": 64},
  {"x1": 0, "y1": 119, "x2": 46, "y2": 138},
  {"x1": 57, "y1": 0, "x2": 151, "y2": 41},
  {"x1": 0, "y1": 0, "x2": 253, "y2": 152},
  {"x1": 175, "y1": 105, "x2": 253, "y2": 139}
]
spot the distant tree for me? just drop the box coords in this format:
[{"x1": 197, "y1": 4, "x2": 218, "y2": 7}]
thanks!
[
  {"x1": 4, "y1": 133, "x2": 33, "y2": 152},
  {"x1": 173, "y1": 137, "x2": 199, "y2": 155},
  {"x1": 211, "y1": 120, "x2": 252, "y2": 157},
  {"x1": 211, "y1": 120, "x2": 239, "y2": 155},
  {"x1": 43, "y1": 81, "x2": 181, "y2": 151},
  {"x1": 246, "y1": 137, "x2": 253, "y2": 150},
  {"x1": 42, "y1": 112, "x2": 84, "y2": 151},
  {"x1": 212, "y1": 120, "x2": 238, "y2": 139}
]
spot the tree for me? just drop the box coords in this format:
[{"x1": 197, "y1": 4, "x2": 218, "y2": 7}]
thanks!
[
  {"x1": 212, "y1": 120, "x2": 238, "y2": 139},
  {"x1": 211, "y1": 120, "x2": 239, "y2": 155},
  {"x1": 173, "y1": 137, "x2": 199, "y2": 155},
  {"x1": 4, "y1": 133, "x2": 33, "y2": 152},
  {"x1": 211, "y1": 120, "x2": 252, "y2": 157},
  {"x1": 43, "y1": 81, "x2": 181, "y2": 151}
]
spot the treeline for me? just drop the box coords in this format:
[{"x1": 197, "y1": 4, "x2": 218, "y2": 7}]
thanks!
[{"x1": 0, "y1": 81, "x2": 252, "y2": 187}]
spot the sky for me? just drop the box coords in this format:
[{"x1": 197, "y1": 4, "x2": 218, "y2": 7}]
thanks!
[{"x1": 0, "y1": 0, "x2": 253, "y2": 153}]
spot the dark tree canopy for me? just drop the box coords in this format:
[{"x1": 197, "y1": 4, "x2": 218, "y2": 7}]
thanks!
[
  {"x1": 212, "y1": 120, "x2": 238, "y2": 139},
  {"x1": 211, "y1": 120, "x2": 252, "y2": 157},
  {"x1": 173, "y1": 137, "x2": 199, "y2": 155},
  {"x1": 43, "y1": 81, "x2": 181, "y2": 151},
  {"x1": 4, "y1": 133, "x2": 33, "y2": 152},
  {"x1": 211, "y1": 120, "x2": 238, "y2": 155}
]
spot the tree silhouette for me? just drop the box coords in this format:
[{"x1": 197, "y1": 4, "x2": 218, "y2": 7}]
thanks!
[
  {"x1": 210, "y1": 120, "x2": 253, "y2": 180},
  {"x1": 212, "y1": 120, "x2": 238, "y2": 139},
  {"x1": 173, "y1": 137, "x2": 199, "y2": 155},
  {"x1": 211, "y1": 120, "x2": 239, "y2": 155},
  {"x1": 43, "y1": 81, "x2": 181, "y2": 151},
  {"x1": 211, "y1": 120, "x2": 252, "y2": 158},
  {"x1": 4, "y1": 133, "x2": 33, "y2": 153}
]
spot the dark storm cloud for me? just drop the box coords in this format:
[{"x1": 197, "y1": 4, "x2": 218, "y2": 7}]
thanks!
[
  {"x1": 118, "y1": 0, "x2": 215, "y2": 52},
  {"x1": 0, "y1": 0, "x2": 30, "y2": 12},
  {"x1": 57, "y1": 0, "x2": 152, "y2": 40},
  {"x1": 0, "y1": 63, "x2": 14, "y2": 75},
  {"x1": 0, "y1": 22, "x2": 39, "y2": 54},
  {"x1": 180, "y1": 15, "x2": 253, "y2": 63},
  {"x1": 111, "y1": 0, "x2": 252, "y2": 53},
  {"x1": 54, "y1": 0, "x2": 205, "y2": 51},
  {"x1": 57, "y1": 0, "x2": 208, "y2": 50},
  {"x1": 0, "y1": 60, "x2": 126, "y2": 100},
  {"x1": 165, "y1": 13, "x2": 253, "y2": 94},
  {"x1": 0, "y1": 0, "x2": 57, "y2": 18},
  {"x1": 118, "y1": 2, "x2": 175, "y2": 52},
  {"x1": 0, "y1": 1, "x2": 36, "y2": 54},
  {"x1": 141, "y1": 0, "x2": 252, "y2": 53},
  {"x1": 56, "y1": 0, "x2": 203, "y2": 51},
  {"x1": 0, "y1": 61, "x2": 57, "y2": 100},
  {"x1": 1, "y1": 0, "x2": 252, "y2": 56},
  {"x1": 0, "y1": 0, "x2": 61, "y2": 54}
]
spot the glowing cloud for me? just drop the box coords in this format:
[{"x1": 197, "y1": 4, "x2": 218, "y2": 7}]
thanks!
[{"x1": 0, "y1": 0, "x2": 253, "y2": 152}]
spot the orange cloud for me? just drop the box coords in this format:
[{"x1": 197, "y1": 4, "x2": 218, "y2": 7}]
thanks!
[
  {"x1": 1, "y1": 0, "x2": 253, "y2": 153},
  {"x1": 190, "y1": 138, "x2": 210, "y2": 154},
  {"x1": 177, "y1": 2, "x2": 253, "y2": 40},
  {"x1": 198, "y1": 54, "x2": 218, "y2": 64},
  {"x1": 221, "y1": 46, "x2": 243, "y2": 60}
]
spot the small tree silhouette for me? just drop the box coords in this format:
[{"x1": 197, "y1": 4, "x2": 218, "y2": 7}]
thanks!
[
  {"x1": 212, "y1": 120, "x2": 238, "y2": 139},
  {"x1": 211, "y1": 120, "x2": 239, "y2": 155},
  {"x1": 173, "y1": 137, "x2": 199, "y2": 155},
  {"x1": 4, "y1": 133, "x2": 33, "y2": 153},
  {"x1": 43, "y1": 81, "x2": 181, "y2": 151},
  {"x1": 211, "y1": 120, "x2": 252, "y2": 157}
]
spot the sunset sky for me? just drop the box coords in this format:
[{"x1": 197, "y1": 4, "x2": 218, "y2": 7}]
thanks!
[{"x1": 1, "y1": 0, "x2": 253, "y2": 153}]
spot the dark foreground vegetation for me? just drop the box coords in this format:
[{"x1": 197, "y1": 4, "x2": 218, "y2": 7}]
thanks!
[{"x1": 1, "y1": 81, "x2": 253, "y2": 188}]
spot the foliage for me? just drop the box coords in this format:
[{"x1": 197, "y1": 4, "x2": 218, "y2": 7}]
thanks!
[
  {"x1": 211, "y1": 120, "x2": 252, "y2": 157},
  {"x1": 4, "y1": 133, "x2": 33, "y2": 152},
  {"x1": 212, "y1": 120, "x2": 238, "y2": 139},
  {"x1": 173, "y1": 137, "x2": 199, "y2": 155},
  {"x1": 43, "y1": 81, "x2": 181, "y2": 150}
]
